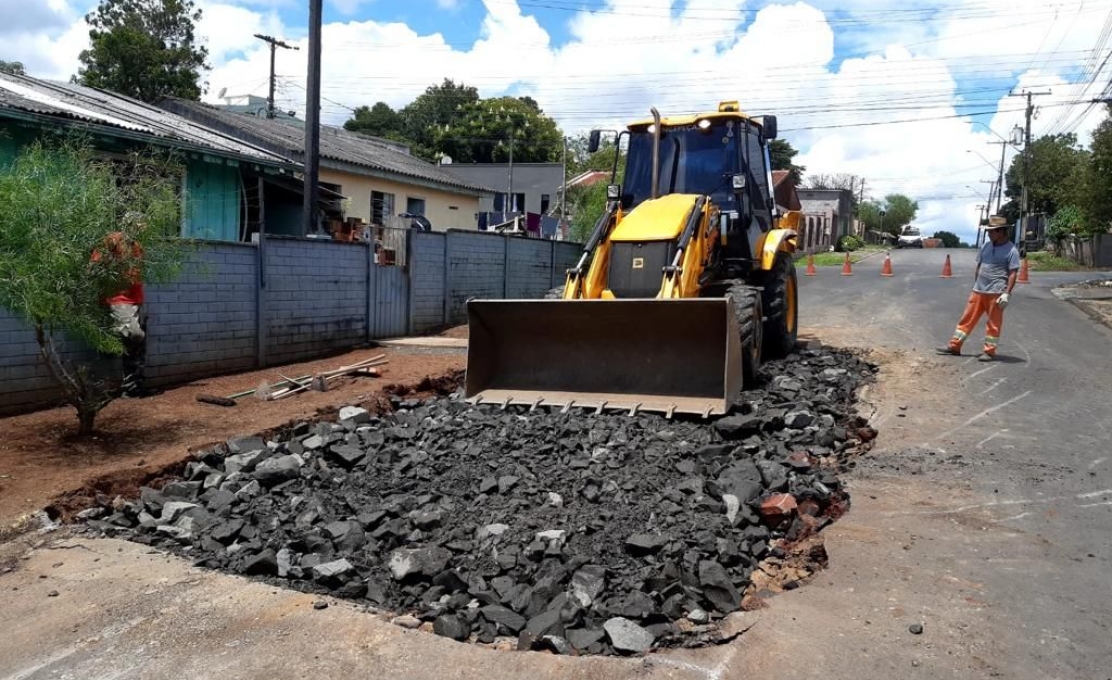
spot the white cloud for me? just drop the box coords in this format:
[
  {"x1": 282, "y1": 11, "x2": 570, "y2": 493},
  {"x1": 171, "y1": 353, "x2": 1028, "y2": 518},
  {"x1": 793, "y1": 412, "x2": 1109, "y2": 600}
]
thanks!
[{"x1": 9, "y1": 0, "x2": 1110, "y2": 243}]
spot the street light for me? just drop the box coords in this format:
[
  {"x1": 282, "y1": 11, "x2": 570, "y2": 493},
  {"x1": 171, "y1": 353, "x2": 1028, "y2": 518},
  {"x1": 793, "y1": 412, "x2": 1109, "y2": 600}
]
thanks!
[{"x1": 966, "y1": 149, "x2": 1000, "y2": 173}]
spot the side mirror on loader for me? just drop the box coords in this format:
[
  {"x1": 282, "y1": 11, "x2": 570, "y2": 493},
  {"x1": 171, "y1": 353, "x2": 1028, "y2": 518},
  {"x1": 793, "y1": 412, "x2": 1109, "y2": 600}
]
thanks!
[
  {"x1": 588, "y1": 130, "x2": 602, "y2": 153},
  {"x1": 759, "y1": 115, "x2": 778, "y2": 140}
]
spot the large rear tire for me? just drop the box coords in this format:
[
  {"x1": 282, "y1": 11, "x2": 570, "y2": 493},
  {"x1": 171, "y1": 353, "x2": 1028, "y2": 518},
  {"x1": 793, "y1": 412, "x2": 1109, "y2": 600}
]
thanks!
[
  {"x1": 702, "y1": 280, "x2": 762, "y2": 388},
  {"x1": 761, "y1": 253, "x2": 799, "y2": 358}
]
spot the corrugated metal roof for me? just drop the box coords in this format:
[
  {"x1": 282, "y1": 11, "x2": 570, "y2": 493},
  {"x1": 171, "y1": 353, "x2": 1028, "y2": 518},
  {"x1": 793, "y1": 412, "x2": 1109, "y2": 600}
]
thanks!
[
  {"x1": 0, "y1": 73, "x2": 294, "y2": 167},
  {"x1": 160, "y1": 98, "x2": 492, "y2": 196}
]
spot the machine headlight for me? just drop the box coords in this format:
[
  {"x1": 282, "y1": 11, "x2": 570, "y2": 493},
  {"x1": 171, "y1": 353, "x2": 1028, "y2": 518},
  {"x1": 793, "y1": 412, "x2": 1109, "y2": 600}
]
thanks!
[{"x1": 607, "y1": 184, "x2": 621, "y2": 200}]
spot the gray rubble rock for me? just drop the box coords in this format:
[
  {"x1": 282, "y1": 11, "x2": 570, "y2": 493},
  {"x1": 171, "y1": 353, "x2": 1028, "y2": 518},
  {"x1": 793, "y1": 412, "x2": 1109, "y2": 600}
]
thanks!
[
  {"x1": 253, "y1": 454, "x2": 303, "y2": 486},
  {"x1": 312, "y1": 558, "x2": 354, "y2": 581},
  {"x1": 388, "y1": 547, "x2": 452, "y2": 581},
  {"x1": 603, "y1": 617, "x2": 655, "y2": 653},
  {"x1": 338, "y1": 406, "x2": 371, "y2": 424}
]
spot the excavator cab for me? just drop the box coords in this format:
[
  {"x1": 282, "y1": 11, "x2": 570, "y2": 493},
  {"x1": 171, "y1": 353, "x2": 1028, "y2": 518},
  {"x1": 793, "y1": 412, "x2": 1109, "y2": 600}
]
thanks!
[{"x1": 466, "y1": 102, "x2": 799, "y2": 416}]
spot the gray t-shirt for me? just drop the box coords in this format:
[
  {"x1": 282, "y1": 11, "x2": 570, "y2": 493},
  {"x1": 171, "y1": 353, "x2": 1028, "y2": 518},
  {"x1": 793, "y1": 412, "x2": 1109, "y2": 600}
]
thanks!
[{"x1": 975, "y1": 240, "x2": 1021, "y2": 293}]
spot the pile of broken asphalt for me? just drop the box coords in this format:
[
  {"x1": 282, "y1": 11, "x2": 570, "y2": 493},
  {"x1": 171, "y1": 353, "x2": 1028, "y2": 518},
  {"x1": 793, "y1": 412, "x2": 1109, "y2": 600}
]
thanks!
[{"x1": 80, "y1": 347, "x2": 877, "y2": 656}]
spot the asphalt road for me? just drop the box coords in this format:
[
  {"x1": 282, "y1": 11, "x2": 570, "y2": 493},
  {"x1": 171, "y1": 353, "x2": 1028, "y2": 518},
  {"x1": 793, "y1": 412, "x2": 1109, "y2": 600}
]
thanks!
[
  {"x1": 789, "y1": 247, "x2": 1112, "y2": 680},
  {"x1": 1, "y1": 247, "x2": 1109, "y2": 680}
]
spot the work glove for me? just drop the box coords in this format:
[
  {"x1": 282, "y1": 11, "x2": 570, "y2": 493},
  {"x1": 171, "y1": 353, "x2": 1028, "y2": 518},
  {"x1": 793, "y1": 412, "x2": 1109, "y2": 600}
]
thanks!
[{"x1": 997, "y1": 293, "x2": 1010, "y2": 309}]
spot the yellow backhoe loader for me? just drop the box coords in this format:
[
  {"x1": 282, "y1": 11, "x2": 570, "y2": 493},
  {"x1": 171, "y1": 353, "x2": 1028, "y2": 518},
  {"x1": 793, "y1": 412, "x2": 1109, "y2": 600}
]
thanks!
[{"x1": 466, "y1": 102, "x2": 801, "y2": 416}]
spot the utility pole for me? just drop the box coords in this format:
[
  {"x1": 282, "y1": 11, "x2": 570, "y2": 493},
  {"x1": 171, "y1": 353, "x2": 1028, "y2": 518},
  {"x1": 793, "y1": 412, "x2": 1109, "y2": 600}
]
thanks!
[
  {"x1": 988, "y1": 139, "x2": 1008, "y2": 214},
  {"x1": 1008, "y1": 90, "x2": 1051, "y2": 255},
  {"x1": 506, "y1": 133, "x2": 515, "y2": 215},
  {"x1": 560, "y1": 136, "x2": 568, "y2": 225},
  {"x1": 302, "y1": 0, "x2": 323, "y2": 236},
  {"x1": 856, "y1": 177, "x2": 866, "y2": 237},
  {"x1": 980, "y1": 179, "x2": 996, "y2": 217},
  {"x1": 254, "y1": 34, "x2": 298, "y2": 119}
]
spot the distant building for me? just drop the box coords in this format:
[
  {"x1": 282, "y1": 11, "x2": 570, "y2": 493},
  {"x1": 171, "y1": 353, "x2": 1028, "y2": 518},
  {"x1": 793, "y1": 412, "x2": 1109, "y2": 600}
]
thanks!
[
  {"x1": 799, "y1": 188, "x2": 854, "y2": 250},
  {"x1": 161, "y1": 98, "x2": 492, "y2": 234},
  {"x1": 0, "y1": 72, "x2": 298, "y2": 242},
  {"x1": 442, "y1": 163, "x2": 564, "y2": 216}
]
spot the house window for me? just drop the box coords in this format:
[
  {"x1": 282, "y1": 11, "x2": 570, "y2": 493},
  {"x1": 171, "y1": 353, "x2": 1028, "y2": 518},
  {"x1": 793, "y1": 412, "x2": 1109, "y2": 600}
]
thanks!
[
  {"x1": 406, "y1": 197, "x2": 426, "y2": 216},
  {"x1": 541, "y1": 194, "x2": 551, "y2": 214},
  {"x1": 372, "y1": 191, "x2": 395, "y2": 226},
  {"x1": 494, "y1": 193, "x2": 526, "y2": 212}
]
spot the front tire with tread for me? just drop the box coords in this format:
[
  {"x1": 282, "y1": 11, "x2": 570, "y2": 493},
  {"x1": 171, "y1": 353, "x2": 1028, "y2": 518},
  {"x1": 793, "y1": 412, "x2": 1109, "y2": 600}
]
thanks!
[
  {"x1": 761, "y1": 253, "x2": 799, "y2": 358},
  {"x1": 702, "y1": 280, "x2": 763, "y2": 388}
]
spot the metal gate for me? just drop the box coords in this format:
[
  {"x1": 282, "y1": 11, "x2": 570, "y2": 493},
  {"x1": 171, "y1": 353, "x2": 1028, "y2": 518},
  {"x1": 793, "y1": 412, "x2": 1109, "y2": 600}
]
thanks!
[{"x1": 370, "y1": 264, "x2": 409, "y2": 338}]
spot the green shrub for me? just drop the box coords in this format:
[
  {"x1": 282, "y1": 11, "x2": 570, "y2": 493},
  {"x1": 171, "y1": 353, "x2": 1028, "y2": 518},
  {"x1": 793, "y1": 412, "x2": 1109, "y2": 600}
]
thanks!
[{"x1": 837, "y1": 235, "x2": 864, "y2": 252}]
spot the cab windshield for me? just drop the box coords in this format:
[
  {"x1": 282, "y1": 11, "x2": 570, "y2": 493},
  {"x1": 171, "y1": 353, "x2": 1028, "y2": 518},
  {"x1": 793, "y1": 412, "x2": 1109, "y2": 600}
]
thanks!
[{"x1": 622, "y1": 121, "x2": 741, "y2": 209}]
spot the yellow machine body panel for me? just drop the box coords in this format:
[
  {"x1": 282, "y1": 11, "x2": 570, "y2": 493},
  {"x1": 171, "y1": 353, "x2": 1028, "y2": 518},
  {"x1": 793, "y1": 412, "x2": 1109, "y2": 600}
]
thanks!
[
  {"x1": 758, "y1": 227, "x2": 799, "y2": 271},
  {"x1": 609, "y1": 194, "x2": 699, "y2": 242}
]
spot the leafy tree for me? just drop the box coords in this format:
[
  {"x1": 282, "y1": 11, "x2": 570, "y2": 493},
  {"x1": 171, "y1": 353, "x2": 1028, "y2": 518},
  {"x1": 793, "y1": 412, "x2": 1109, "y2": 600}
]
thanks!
[
  {"x1": 394, "y1": 79, "x2": 480, "y2": 161},
  {"x1": 1000, "y1": 133, "x2": 1087, "y2": 221},
  {"x1": 344, "y1": 102, "x2": 405, "y2": 140},
  {"x1": 932, "y1": 230, "x2": 960, "y2": 248},
  {"x1": 77, "y1": 0, "x2": 209, "y2": 102},
  {"x1": 567, "y1": 181, "x2": 608, "y2": 243},
  {"x1": 769, "y1": 138, "x2": 805, "y2": 184},
  {"x1": 434, "y1": 96, "x2": 563, "y2": 164},
  {"x1": 858, "y1": 193, "x2": 918, "y2": 235},
  {"x1": 1047, "y1": 205, "x2": 1084, "y2": 248},
  {"x1": 0, "y1": 60, "x2": 25, "y2": 75},
  {"x1": 1076, "y1": 116, "x2": 1112, "y2": 234},
  {"x1": 567, "y1": 133, "x2": 620, "y2": 177},
  {"x1": 0, "y1": 140, "x2": 186, "y2": 434}
]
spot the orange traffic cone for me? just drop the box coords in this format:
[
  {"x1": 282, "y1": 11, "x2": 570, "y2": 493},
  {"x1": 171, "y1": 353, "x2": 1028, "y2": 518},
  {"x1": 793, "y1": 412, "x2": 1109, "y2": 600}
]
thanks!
[
  {"x1": 805, "y1": 254, "x2": 817, "y2": 276},
  {"x1": 880, "y1": 253, "x2": 894, "y2": 277},
  {"x1": 841, "y1": 253, "x2": 853, "y2": 276},
  {"x1": 940, "y1": 254, "x2": 954, "y2": 279},
  {"x1": 1017, "y1": 257, "x2": 1031, "y2": 284}
]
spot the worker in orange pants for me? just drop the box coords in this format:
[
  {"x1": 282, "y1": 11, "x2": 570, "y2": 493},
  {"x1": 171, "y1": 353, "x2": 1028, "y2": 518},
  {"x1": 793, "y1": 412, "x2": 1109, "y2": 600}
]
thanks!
[{"x1": 936, "y1": 217, "x2": 1020, "y2": 361}]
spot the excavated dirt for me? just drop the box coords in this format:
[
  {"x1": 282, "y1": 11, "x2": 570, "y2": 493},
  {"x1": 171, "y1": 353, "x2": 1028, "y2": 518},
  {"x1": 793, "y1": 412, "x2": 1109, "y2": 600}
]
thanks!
[{"x1": 79, "y1": 347, "x2": 876, "y2": 656}]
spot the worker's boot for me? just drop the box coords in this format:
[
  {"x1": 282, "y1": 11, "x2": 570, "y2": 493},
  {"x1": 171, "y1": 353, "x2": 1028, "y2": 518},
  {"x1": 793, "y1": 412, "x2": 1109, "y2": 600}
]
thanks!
[{"x1": 934, "y1": 346, "x2": 960, "y2": 356}]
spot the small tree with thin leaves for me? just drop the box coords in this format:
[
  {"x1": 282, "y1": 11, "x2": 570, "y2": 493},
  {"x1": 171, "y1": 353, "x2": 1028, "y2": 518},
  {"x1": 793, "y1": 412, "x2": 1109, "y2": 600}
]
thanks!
[{"x1": 0, "y1": 139, "x2": 186, "y2": 434}]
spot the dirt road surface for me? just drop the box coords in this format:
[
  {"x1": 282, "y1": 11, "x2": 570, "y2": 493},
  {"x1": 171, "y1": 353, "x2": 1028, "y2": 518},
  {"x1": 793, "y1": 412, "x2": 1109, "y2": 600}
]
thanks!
[
  {"x1": 2, "y1": 248, "x2": 1111, "y2": 679},
  {"x1": 0, "y1": 347, "x2": 464, "y2": 527}
]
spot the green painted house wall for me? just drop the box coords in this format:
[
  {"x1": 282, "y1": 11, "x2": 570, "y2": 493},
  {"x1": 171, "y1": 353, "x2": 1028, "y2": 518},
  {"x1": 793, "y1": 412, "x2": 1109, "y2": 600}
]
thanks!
[
  {"x1": 0, "y1": 121, "x2": 246, "y2": 242},
  {"x1": 182, "y1": 159, "x2": 242, "y2": 241}
]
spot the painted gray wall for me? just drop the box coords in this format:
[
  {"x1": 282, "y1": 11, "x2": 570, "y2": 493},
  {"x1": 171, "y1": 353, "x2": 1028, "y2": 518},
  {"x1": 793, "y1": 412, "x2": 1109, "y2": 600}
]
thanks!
[
  {"x1": 442, "y1": 164, "x2": 564, "y2": 216},
  {"x1": 0, "y1": 232, "x2": 579, "y2": 414},
  {"x1": 409, "y1": 230, "x2": 581, "y2": 330}
]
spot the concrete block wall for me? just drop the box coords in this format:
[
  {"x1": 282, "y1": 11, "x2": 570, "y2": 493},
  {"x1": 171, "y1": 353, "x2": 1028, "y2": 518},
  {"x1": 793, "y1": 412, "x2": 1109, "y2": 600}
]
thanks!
[
  {"x1": 0, "y1": 233, "x2": 576, "y2": 414},
  {"x1": 0, "y1": 312, "x2": 99, "y2": 412},
  {"x1": 410, "y1": 231, "x2": 447, "y2": 332},
  {"x1": 409, "y1": 230, "x2": 584, "y2": 332},
  {"x1": 447, "y1": 231, "x2": 510, "y2": 322},
  {"x1": 264, "y1": 238, "x2": 368, "y2": 365},
  {"x1": 145, "y1": 243, "x2": 258, "y2": 384},
  {"x1": 507, "y1": 237, "x2": 557, "y2": 300}
]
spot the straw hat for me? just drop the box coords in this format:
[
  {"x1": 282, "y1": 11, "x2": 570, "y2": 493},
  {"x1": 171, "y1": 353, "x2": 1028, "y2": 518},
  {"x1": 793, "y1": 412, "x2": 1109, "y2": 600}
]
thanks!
[{"x1": 985, "y1": 215, "x2": 1009, "y2": 230}]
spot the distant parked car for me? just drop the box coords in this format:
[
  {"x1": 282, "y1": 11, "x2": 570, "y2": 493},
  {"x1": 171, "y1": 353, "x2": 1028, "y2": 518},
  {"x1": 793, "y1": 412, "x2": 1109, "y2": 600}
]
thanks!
[{"x1": 896, "y1": 226, "x2": 923, "y2": 248}]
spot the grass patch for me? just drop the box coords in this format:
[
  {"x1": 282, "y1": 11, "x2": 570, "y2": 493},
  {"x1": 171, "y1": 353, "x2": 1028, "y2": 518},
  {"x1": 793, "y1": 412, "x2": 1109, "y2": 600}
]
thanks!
[
  {"x1": 1026, "y1": 251, "x2": 1085, "y2": 272},
  {"x1": 810, "y1": 247, "x2": 885, "y2": 267}
]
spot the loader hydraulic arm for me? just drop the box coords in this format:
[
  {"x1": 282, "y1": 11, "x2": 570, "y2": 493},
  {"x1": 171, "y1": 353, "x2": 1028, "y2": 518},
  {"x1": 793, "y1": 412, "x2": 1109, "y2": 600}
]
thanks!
[{"x1": 564, "y1": 201, "x2": 618, "y2": 298}]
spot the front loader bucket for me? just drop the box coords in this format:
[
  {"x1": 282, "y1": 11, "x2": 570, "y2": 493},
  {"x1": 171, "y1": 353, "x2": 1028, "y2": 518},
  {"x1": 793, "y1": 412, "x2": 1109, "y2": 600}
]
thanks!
[{"x1": 466, "y1": 298, "x2": 742, "y2": 417}]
